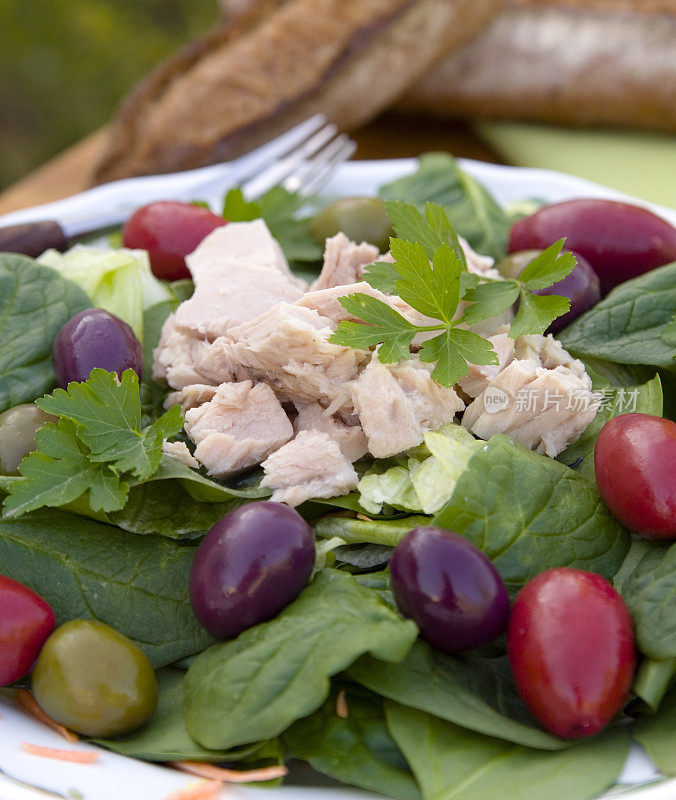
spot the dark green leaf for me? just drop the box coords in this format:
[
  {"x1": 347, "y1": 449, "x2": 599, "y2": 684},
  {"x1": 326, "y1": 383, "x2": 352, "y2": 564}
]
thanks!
[
  {"x1": 386, "y1": 703, "x2": 630, "y2": 800},
  {"x1": 558, "y1": 263, "x2": 676, "y2": 367},
  {"x1": 0, "y1": 509, "x2": 215, "y2": 667},
  {"x1": 433, "y1": 436, "x2": 630, "y2": 595},
  {"x1": 0, "y1": 254, "x2": 90, "y2": 413},
  {"x1": 284, "y1": 685, "x2": 421, "y2": 800},
  {"x1": 509, "y1": 291, "x2": 570, "y2": 338},
  {"x1": 184, "y1": 569, "x2": 417, "y2": 749},
  {"x1": 633, "y1": 685, "x2": 676, "y2": 776},
  {"x1": 461, "y1": 280, "x2": 519, "y2": 325},
  {"x1": 661, "y1": 313, "x2": 676, "y2": 348},
  {"x1": 95, "y1": 668, "x2": 266, "y2": 762},
  {"x1": 348, "y1": 640, "x2": 567, "y2": 749},
  {"x1": 620, "y1": 540, "x2": 676, "y2": 659},
  {"x1": 379, "y1": 154, "x2": 511, "y2": 259}
]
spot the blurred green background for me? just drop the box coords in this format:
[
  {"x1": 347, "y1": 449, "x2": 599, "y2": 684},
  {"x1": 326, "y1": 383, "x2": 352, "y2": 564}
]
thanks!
[{"x1": 0, "y1": 0, "x2": 219, "y2": 191}]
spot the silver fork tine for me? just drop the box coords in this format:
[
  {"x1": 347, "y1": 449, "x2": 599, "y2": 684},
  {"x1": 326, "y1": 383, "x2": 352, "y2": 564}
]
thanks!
[
  {"x1": 241, "y1": 123, "x2": 339, "y2": 198},
  {"x1": 290, "y1": 134, "x2": 357, "y2": 197}
]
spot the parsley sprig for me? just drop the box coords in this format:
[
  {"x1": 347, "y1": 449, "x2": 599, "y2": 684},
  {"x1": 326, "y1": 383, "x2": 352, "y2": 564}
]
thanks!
[
  {"x1": 2, "y1": 369, "x2": 182, "y2": 519},
  {"x1": 329, "y1": 201, "x2": 575, "y2": 387}
]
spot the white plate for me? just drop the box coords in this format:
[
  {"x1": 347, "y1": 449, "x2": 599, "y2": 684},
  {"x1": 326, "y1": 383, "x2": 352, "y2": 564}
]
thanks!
[{"x1": 1, "y1": 158, "x2": 674, "y2": 800}]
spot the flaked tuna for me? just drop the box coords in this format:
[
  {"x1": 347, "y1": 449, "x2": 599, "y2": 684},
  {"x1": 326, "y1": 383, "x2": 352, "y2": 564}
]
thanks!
[
  {"x1": 310, "y1": 233, "x2": 379, "y2": 291},
  {"x1": 261, "y1": 430, "x2": 359, "y2": 506},
  {"x1": 153, "y1": 314, "x2": 218, "y2": 390},
  {"x1": 293, "y1": 402, "x2": 368, "y2": 463},
  {"x1": 348, "y1": 353, "x2": 465, "y2": 457},
  {"x1": 184, "y1": 380, "x2": 293, "y2": 477},
  {"x1": 457, "y1": 331, "x2": 515, "y2": 399}
]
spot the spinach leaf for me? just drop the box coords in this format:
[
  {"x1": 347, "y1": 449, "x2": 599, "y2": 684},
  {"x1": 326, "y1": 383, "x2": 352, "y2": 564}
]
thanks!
[
  {"x1": 348, "y1": 640, "x2": 566, "y2": 750},
  {"x1": 379, "y1": 153, "x2": 511, "y2": 259},
  {"x1": 558, "y1": 263, "x2": 676, "y2": 368},
  {"x1": 619, "y1": 539, "x2": 676, "y2": 659},
  {"x1": 556, "y1": 374, "x2": 663, "y2": 483},
  {"x1": 386, "y1": 703, "x2": 630, "y2": 800},
  {"x1": 184, "y1": 569, "x2": 417, "y2": 749},
  {"x1": 433, "y1": 435, "x2": 630, "y2": 595},
  {"x1": 284, "y1": 684, "x2": 421, "y2": 800},
  {"x1": 633, "y1": 686, "x2": 676, "y2": 777},
  {"x1": 332, "y1": 543, "x2": 394, "y2": 570},
  {"x1": 632, "y1": 657, "x2": 676, "y2": 712},
  {"x1": 95, "y1": 668, "x2": 265, "y2": 762},
  {"x1": 314, "y1": 515, "x2": 428, "y2": 547},
  {"x1": 0, "y1": 508, "x2": 214, "y2": 667},
  {"x1": 0, "y1": 253, "x2": 90, "y2": 412}
]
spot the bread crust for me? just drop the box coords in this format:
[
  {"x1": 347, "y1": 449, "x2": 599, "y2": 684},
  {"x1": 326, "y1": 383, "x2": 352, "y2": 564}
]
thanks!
[
  {"x1": 399, "y1": 0, "x2": 676, "y2": 132},
  {"x1": 93, "y1": 0, "x2": 503, "y2": 183}
]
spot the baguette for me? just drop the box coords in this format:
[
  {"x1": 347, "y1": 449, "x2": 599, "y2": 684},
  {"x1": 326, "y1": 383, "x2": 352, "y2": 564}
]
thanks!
[
  {"x1": 93, "y1": 0, "x2": 504, "y2": 183},
  {"x1": 399, "y1": 0, "x2": 676, "y2": 132}
]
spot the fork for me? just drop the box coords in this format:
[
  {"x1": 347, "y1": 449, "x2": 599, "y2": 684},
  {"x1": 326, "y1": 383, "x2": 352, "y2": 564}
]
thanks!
[{"x1": 0, "y1": 115, "x2": 356, "y2": 257}]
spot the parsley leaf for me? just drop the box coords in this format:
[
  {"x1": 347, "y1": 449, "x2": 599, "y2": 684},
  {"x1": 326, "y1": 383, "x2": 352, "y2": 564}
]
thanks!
[
  {"x1": 419, "y1": 328, "x2": 498, "y2": 386},
  {"x1": 37, "y1": 369, "x2": 183, "y2": 481},
  {"x1": 3, "y1": 419, "x2": 128, "y2": 518},
  {"x1": 510, "y1": 292, "x2": 570, "y2": 339},
  {"x1": 223, "y1": 186, "x2": 322, "y2": 264},
  {"x1": 330, "y1": 294, "x2": 419, "y2": 362},
  {"x1": 330, "y1": 201, "x2": 573, "y2": 388},
  {"x1": 519, "y1": 240, "x2": 576, "y2": 290}
]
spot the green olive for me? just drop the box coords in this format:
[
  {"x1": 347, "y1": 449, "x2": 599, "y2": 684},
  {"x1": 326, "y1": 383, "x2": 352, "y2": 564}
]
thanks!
[
  {"x1": 495, "y1": 250, "x2": 543, "y2": 280},
  {"x1": 32, "y1": 619, "x2": 158, "y2": 738},
  {"x1": 0, "y1": 404, "x2": 56, "y2": 474},
  {"x1": 310, "y1": 197, "x2": 393, "y2": 252}
]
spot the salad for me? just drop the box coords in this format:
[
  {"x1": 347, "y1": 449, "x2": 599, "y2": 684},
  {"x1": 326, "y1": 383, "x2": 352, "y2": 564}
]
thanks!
[{"x1": 0, "y1": 154, "x2": 675, "y2": 800}]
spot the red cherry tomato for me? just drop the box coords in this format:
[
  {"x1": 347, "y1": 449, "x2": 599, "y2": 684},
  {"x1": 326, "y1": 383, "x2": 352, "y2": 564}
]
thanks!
[
  {"x1": 594, "y1": 413, "x2": 676, "y2": 540},
  {"x1": 507, "y1": 568, "x2": 636, "y2": 739},
  {"x1": 508, "y1": 199, "x2": 676, "y2": 295},
  {"x1": 122, "y1": 201, "x2": 227, "y2": 281},
  {"x1": 0, "y1": 576, "x2": 56, "y2": 686}
]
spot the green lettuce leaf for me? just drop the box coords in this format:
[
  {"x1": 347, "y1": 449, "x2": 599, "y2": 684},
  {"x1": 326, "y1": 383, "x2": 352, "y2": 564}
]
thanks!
[{"x1": 38, "y1": 245, "x2": 173, "y2": 341}]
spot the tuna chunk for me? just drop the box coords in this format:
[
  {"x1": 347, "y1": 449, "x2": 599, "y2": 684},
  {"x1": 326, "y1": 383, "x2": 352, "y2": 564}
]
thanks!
[
  {"x1": 261, "y1": 430, "x2": 358, "y2": 506},
  {"x1": 462, "y1": 359, "x2": 597, "y2": 457},
  {"x1": 161, "y1": 441, "x2": 199, "y2": 469},
  {"x1": 186, "y1": 218, "x2": 304, "y2": 289},
  {"x1": 293, "y1": 402, "x2": 368, "y2": 463},
  {"x1": 164, "y1": 384, "x2": 218, "y2": 413},
  {"x1": 173, "y1": 220, "x2": 306, "y2": 340},
  {"x1": 209, "y1": 303, "x2": 369, "y2": 404},
  {"x1": 153, "y1": 314, "x2": 218, "y2": 389},
  {"x1": 515, "y1": 333, "x2": 588, "y2": 379},
  {"x1": 460, "y1": 236, "x2": 501, "y2": 279},
  {"x1": 348, "y1": 354, "x2": 465, "y2": 458},
  {"x1": 310, "y1": 233, "x2": 379, "y2": 291},
  {"x1": 457, "y1": 332, "x2": 515, "y2": 399},
  {"x1": 184, "y1": 380, "x2": 293, "y2": 477}
]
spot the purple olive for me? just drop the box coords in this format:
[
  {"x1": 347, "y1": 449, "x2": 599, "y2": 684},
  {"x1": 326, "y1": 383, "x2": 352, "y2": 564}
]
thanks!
[
  {"x1": 390, "y1": 526, "x2": 510, "y2": 653},
  {"x1": 53, "y1": 309, "x2": 143, "y2": 387},
  {"x1": 189, "y1": 501, "x2": 316, "y2": 639},
  {"x1": 509, "y1": 199, "x2": 676, "y2": 295}
]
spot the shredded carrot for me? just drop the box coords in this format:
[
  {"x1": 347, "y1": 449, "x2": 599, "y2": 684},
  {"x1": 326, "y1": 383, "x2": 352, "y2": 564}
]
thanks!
[
  {"x1": 172, "y1": 761, "x2": 288, "y2": 784},
  {"x1": 335, "y1": 689, "x2": 349, "y2": 719},
  {"x1": 15, "y1": 689, "x2": 79, "y2": 743},
  {"x1": 163, "y1": 779, "x2": 223, "y2": 800},
  {"x1": 20, "y1": 742, "x2": 99, "y2": 763}
]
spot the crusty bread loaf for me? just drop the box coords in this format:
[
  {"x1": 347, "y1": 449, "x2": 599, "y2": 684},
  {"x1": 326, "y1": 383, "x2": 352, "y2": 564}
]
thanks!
[
  {"x1": 399, "y1": 0, "x2": 676, "y2": 132},
  {"x1": 93, "y1": 0, "x2": 504, "y2": 183}
]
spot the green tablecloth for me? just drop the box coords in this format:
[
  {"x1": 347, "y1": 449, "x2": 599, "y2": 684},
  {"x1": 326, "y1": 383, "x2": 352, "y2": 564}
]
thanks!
[{"x1": 478, "y1": 122, "x2": 676, "y2": 210}]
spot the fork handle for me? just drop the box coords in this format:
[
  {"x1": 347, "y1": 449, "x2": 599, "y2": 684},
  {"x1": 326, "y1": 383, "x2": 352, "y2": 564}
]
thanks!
[{"x1": 0, "y1": 221, "x2": 68, "y2": 258}]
